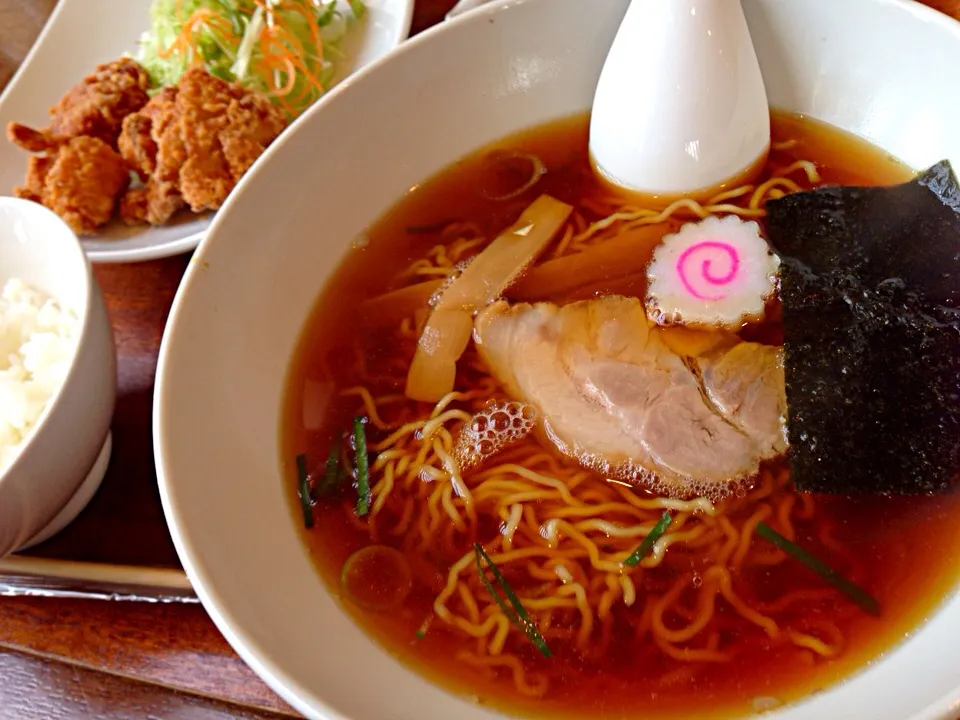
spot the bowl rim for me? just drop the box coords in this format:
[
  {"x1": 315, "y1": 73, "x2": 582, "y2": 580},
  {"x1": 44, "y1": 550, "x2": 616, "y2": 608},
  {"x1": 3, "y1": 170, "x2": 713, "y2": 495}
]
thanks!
[
  {"x1": 154, "y1": 1, "x2": 960, "y2": 719},
  {"x1": 0, "y1": 196, "x2": 97, "y2": 488}
]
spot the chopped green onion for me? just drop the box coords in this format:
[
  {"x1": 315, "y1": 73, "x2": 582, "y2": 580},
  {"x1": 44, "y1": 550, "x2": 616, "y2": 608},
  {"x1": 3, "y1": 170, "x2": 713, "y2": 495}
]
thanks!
[
  {"x1": 755, "y1": 522, "x2": 880, "y2": 616},
  {"x1": 622, "y1": 511, "x2": 672, "y2": 567},
  {"x1": 414, "y1": 615, "x2": 433, "y2": 642},
  {"x1": 473, "y1": 543, "x2": 551, "y2": 658},
  {"x1": 295, "y1": 453, "x2": 314, "y2": 529},
  {"x1": 313, "y1": 437, "x2": 343, "y2": 498},
  {"x1": 353, "y1": 416, "x2": 371, "y2": 517}
]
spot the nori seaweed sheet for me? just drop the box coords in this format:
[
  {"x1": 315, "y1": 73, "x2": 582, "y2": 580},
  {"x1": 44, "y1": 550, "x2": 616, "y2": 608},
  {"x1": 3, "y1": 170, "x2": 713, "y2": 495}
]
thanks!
[{"x1": 765, "y1": 160, "x2": 960, "y2": 494}]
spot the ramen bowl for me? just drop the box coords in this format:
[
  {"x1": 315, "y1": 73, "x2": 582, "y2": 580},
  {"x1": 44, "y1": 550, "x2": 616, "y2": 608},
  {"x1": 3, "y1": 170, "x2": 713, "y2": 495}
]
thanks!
[
  {"x1": 0, "y1": 197, "x2": 116, "y2": 557},
  {"x1": 154, "y1": 1, "x2": 960, "y2": 719}
]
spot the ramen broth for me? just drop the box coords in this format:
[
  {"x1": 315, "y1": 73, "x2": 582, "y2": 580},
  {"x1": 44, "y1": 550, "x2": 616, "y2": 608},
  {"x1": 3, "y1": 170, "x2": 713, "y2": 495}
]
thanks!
[{"x1": 282, "y1": 112, "x2": 960, "y2": 719}]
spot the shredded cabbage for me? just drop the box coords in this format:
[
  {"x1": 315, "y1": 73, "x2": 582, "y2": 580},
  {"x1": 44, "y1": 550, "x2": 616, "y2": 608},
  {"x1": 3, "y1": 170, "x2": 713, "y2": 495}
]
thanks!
[{"x1": 137, "y1": 0, "x2": 365, "y2": 116}]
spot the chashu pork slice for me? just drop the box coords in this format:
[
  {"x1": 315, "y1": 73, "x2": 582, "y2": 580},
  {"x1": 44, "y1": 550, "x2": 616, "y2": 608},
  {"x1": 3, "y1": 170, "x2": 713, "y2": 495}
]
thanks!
[
  {"x1": 696, "y1": 343, "x2": 788, "y2": 458},
  {"x1": 473, "y1": 296, "x2": 786, "y2": 497}
]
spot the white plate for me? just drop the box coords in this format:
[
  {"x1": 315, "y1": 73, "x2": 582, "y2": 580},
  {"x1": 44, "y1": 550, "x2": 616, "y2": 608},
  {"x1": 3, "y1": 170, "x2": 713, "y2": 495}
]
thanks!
[{"x1": 0, "y1": 0, "x2": 414, "y2": 264}]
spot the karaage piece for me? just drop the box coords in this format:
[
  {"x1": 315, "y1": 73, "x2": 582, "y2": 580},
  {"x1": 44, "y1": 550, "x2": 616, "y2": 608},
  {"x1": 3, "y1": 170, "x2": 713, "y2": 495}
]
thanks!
[
  {"x1": 4, "y1": 57, "x2": 151, "y2": 234},
  {"x1": 11, "y1": 135, "x2": 130, "y2": 236},
  {"x1": 118, "y1": 88, "x2": 185, "y2": 226},
  {"x1": 45, "y1": 57, "x2": 152, "y2": 147},
  {"x1": 5, "y1": 123, "x2": 59, "y2": 153},
  {"x1": 118, "y1": 178, "x2": 185, "y2": 227},
  {"x1": 118, "y1": 86, "x2": 178, "y2": 179},
  {"x1": 117, "y1": 68, "x2": 288, "y2": 226},
  {"x1": 177, "y1": 67, "x2": 288, "y2": 210}
]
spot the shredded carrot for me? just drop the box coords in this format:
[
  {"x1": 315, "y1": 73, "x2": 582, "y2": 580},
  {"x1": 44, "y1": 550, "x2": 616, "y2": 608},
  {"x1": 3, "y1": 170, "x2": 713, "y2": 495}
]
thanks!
[
  {"x1": 279, "y1": 48, "x2": 327, "y2": 92},
  {"x1": 266, "y1": 24, "x2": 307, "y2": 60},
  {"x1": 277, "y1": 57, "x2": 298, "y2": 96},
  {"x1": 287, "y1": 75, "x2": 315, "y2": 107},
  {"x1": 285, "y1": 1, "x2": 322, "y2": 51},
  {"x1": 155, "y1": 0, "x2": 337, "y2": 116},
  {"x1": 262, "y1": 32, "x2": 326, "y2": 94},
  {"x1": 204, "y1": 15, "x2": 241, "y2": 43},
  {"x1": 160, "y1": 9, "x2": 220, "y2": 60},
  {"x1": 273, "y1": 92, "x2": 298, "y2": 117}
]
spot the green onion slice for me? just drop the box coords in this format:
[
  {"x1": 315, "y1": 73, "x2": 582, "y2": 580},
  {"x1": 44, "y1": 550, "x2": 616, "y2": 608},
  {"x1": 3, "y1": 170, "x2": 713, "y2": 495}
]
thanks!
[
  {"x1": 623, "y1": 511, "x2": 672, "y2": 567},
  {"x1": 353, "y1": 416, "x2": 371, "y2": 517},
  {"x1": 414, "y1": 614, "x2": 433, "y2": 642},
  {"x1": 473, "y1": 543, "x2": 551, "y2": 658},
  {"x1": 313, "y1": 437, "x2": 343, "y2": 498},
  {"x1": 755, "y1": 521, "x2": 880, "y2": 616},
  {"x1": 295, "y1": 453, "x2": 314, "y2": 529}
]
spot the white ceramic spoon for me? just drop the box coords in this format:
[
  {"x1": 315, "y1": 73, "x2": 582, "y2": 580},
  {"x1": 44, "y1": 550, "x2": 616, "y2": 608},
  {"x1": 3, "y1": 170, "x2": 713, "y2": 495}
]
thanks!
[{"x1": 589, "y1": 0, "x2": 770, "y2": 204}]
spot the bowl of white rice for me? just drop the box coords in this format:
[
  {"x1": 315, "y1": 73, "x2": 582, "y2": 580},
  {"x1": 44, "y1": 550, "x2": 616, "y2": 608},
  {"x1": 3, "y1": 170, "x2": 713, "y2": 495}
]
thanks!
[{"x1": 0, "y1": 197, "x2": 116, "y2": 557}]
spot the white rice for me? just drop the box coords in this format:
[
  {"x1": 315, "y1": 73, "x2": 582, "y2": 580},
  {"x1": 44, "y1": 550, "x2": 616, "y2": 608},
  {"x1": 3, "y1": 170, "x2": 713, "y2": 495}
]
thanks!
[{"x1": 0, "y1": 278, "x2": 79, "y2": 474}]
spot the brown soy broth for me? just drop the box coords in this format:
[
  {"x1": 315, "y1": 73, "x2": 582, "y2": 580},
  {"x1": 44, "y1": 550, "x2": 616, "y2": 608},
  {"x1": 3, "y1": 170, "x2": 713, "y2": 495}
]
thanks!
[{"x1": 282, "y1": 112, "x2": 960, "y2": 719}]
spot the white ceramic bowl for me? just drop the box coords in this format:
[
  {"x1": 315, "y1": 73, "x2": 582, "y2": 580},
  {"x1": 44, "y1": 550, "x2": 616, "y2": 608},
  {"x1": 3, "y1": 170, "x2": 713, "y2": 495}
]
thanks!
[
  {"x1": 0, "y1": 197, "x2": 116, "y2": 557},
  {"x1": 154, "y1": 1, "x2": 960, "y2": 719}
]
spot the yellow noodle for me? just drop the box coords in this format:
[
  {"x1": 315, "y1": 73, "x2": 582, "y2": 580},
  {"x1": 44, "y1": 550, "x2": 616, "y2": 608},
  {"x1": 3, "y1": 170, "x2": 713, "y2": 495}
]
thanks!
[
  {"x1": 771, "y1": 138, "x2": 798, "y2": 151},
  {"x1": 551, "y1": 223, "x2": 576, "y2": 259},
  {"x1": 458, "y1": 581, "x2": 482, "y2": 624},
  {"x1": 552, "y1": 520, "x2": 625, "y2": 573},
  {"x1": 574, "y1": 517, "x2": 662, "y2": 538},
  {"x1": 502, "y1": 503, "x2": 523, "y2": 551},
  {"x1": 597, "y1": 574, "x2": 622, "y2": 621},
  {"x1": 707, "y1": 184, "x2": 755, "y2": 205},
  {"x1": 647, "y1": 525, "x2": 709, "y2": 566},
  {"x1": 779, "y1": 159, "x2": 821, "y2": 184},
  {"x1": 620, "y1": 574, "x2": 637, "y2": 607},
  {"x1": 711, "y1": 566, "x2": 779, "y2": 637},
  {"x1": 731, "y1": 504, "x2": 772, "y2": 567},
  {"x1": 787, "y1": 629, "x2": 839, "y2": 658},
  {"x1": 749, "y1": 177, "x2": 803, "y2": 209},
  {"x1": 439, "y1": 479, "x2": 467, "y2": 532},
  {"x1": 371, "y1": 462, "x2": 394, "y2": 516},
  {"x1": 654, "y1": 634, "x2": 732, "y2": 663},
  {"x1": 556, "y1": 582, "x2": 594, "y2": 649},
  {"x1": 651, "y1": 575, "x2": 717, "y2": 643},
  {"x1": 455, "y1": 652, "x2": 548, "y2": 697}
]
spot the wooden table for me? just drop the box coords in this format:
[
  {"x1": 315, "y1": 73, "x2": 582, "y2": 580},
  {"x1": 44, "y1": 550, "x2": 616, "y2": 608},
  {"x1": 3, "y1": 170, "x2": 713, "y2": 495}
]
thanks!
[{"x1": 1, "y1": 0, "x2": 958, "y2": 717}]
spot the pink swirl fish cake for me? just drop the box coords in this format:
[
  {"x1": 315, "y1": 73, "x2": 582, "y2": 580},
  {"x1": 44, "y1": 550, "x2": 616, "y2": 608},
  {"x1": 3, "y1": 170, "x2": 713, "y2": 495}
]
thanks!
[{"x1": 645, "y1": 215, "x2": 779, "y2": 329}]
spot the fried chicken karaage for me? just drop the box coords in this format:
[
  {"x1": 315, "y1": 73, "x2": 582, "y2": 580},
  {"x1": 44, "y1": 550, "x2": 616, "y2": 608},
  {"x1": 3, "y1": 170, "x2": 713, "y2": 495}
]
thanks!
[
  {"x1": 12, "y1": 58, "x2": 152, "y2": 150},
  {"x1": 5, "y1": 58, "x2": 151, "y2": 234},
  {"x1": 118, "y1": 68, "x2": 288, "y2": 226},
  {"x1": 6, "y1": 59, "x2": 288, "y2": 235},
  {"x1": 12, "y1": 135, "x2": 130, "y2": 235}
]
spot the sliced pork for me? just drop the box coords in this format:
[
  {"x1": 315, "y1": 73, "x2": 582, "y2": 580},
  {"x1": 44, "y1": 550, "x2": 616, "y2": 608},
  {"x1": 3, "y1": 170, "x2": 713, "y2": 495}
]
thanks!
[{"x1": 473, "y1": 296, "x2": 786, "y2": 497}]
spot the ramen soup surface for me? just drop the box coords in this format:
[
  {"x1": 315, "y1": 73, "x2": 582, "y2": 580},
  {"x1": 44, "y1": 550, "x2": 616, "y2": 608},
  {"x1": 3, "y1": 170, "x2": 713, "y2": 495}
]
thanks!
[{"x1": 282, "y1": 112, "x2": 960, "y2": 719}]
